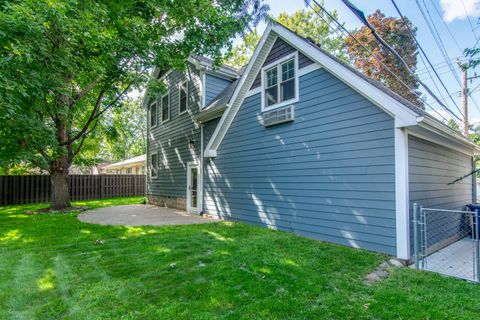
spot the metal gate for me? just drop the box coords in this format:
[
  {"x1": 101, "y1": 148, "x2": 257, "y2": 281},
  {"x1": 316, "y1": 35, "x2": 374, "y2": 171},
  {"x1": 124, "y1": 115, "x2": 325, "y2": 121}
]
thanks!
[{"x1": 413, "y1": 203, "x2": 480, "y2": 282}]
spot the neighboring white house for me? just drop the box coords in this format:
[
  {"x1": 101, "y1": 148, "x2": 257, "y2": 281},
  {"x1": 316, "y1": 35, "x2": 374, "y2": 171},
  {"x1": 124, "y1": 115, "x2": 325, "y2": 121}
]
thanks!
[{"x1": 103, "y1": 154, "x2": 146, "y2": 175}]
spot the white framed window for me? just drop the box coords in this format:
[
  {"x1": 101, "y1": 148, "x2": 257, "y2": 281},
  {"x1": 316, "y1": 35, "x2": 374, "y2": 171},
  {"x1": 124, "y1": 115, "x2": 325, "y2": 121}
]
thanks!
[
  {"x1": 261, "y1": 52, "x2": 299, "y2": 112},
  {"x1": 149, "y1": 100, "x2": 158, "y2": 128},
  {"x1": 179, "y1": 80, "x2": 188, "y2": 115},
  {"x1": 161, "y1": 91, "x2": 170, "y2": 123},
  {"x1": 150, "y1": 153, "x2": 158, "y2": 178}
]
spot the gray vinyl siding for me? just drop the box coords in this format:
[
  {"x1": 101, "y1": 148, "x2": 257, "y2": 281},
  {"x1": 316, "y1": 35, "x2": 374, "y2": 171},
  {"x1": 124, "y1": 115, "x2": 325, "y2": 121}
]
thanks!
[
  {"x1": 251, "y1": 37, "x2": 314, "y2": 89},
  {"x1": 408, "y1": 135, "x2": 474, "y2": 252},
  {"x1": 205, "y1": 74, "x2": 232, "y2": 106},
  {"x1": 204, "y1": 67, "x2": 397, "y2": 255},
  {"x1": 147, "y1": 65, "x2": 203, "y2": 197}
]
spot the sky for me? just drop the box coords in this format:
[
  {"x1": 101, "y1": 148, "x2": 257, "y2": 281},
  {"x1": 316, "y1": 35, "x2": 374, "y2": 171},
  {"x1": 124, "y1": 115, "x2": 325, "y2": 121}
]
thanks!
[{"x1": 256, "y1": 0, "x2": 480, "y2": 126}]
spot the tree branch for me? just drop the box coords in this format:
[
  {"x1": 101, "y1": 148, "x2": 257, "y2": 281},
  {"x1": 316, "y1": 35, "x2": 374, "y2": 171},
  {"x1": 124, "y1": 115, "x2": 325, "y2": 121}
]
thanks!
[
  {"x1": 61, "y1": 89, "x2": 105, "y2": 145},
  {"x1": 69, "y1": 119, "x2": 99, "y2": 161},
  {"x1": 72, "y1": 79, "x2": 101, "y2": 104}
]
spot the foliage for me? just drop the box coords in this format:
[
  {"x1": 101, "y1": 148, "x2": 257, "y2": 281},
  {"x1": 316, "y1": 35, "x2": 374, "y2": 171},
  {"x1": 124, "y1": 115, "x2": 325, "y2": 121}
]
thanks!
[
  {"x1": 276, "y1": 2, "x2": 347, "y2": 60},
  {"x1": 464, "y1": 47, "x2": 480, "y2": 70},
  {"x1": 224, "y1": 30, "x2": 261, "y2": 68},
  {"x1": 0, "y1": 162, "x2": 45, "y2": 175},
  {"x1": 344, "y1": 10, "x2": 422, "y2": 106},
  {"x1": 102, "y1": 97, "x2": 147, "y2": 162},
  {"x1": 74, "y1": 97, "x2": 147, "y2": 165},
  {"x1": 447, "y1": 119, "x2": 462, "y2": 133},
  {"x1": 224, "y1": 1, "x2": 347, "y2": 68},
  {"x1": 2, "y1": 200, "x2": 480, "y2": 318},
  {"x1": 0, "y1": 0, "x2": 268, "y2": 207}
]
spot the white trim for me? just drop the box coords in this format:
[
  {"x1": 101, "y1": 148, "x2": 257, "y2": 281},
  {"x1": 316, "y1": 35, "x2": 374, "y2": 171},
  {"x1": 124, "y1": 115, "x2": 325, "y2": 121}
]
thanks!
[
  {"x1": 395, "y1": 125, "x2": 410, "y2": 260},
  {"x1": 245, "y1": 87, "x2": 261, "y2": 97},
  {"x1": 150, "y1": 152, "x2": 158, "y2": 179},
  {"x1": 298, "y1": 62, "x2": 322, "y2": 76},
  {"x1": 186, "y1": 161, "x2": 200, "y2": 214},
  {"x1": 204, "y1": 23, "x2": 419, "y2": 157},
  {"x1": 205, "y1": 69, "x2": 238, "y2": 81},
  {"x1": 406, "y1": 128, "x2": 475, "y2": 156},
  {"x1": 273, "y1": 25, "x2": 418, "y2": 126},
  {"x1": 178, "y1": 80, "x2": 188, "y2": 115},
  {"x1": 245, "y1": 63, "x2": 322, "y2": 98},
  {"x1": 160, "y1": 91, "x2": 170, "y2": 123},
  {"x1": 261, "y1": 52, "x2": 299, "y2": 112},
  {"x1": 418, "y1": 117, "x2": 479, "y2": 153},
  {"x1": 201, "y1": 72, "x2": 206, "y2": 109},
  {"x1": 149, "y1": 100, "x2": 158, "y2": 129},
  {"x1": 204, "y1": 23, "x2": 275, "y2": 156}
]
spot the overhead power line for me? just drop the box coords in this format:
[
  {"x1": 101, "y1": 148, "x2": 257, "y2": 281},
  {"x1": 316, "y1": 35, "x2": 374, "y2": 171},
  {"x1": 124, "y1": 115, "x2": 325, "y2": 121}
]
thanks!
[
  {"x1": 391, "y1": 0, "x2": 464, "y2": 118},
  {"x1": 460, "y1": 0, "x2": 480, "y2": 43},
  {"x1": 339, "y1": 0, "x2": 462, "y2": 122},
  {"x1": 428, "y1": 0, "x2": 463, "y2": 54},
  {"x1": 422, "y1": 0, "x2": 462, "y2": 86},
  {"x1": 304, "y1": 0, "x2": 455, "y2": 124}
]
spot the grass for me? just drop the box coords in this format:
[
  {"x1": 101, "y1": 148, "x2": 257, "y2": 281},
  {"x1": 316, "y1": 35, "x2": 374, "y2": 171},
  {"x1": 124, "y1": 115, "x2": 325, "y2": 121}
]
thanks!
[{"x1": 1, "y1": 197, "x2": 480, "y2": 319}]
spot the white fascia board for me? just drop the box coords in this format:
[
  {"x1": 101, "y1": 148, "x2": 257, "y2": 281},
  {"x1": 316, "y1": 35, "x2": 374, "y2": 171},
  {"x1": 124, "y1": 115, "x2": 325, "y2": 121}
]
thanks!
[
  {"x1": 204, "y1": 23, "x2": 275, "y2": 157},
  {"x1": 273, "y1": 25, "x2": 419, "y2": 127},
  {"x1": 205, "y1": 24, "x2": 420, "y2": 157},
  {"x1": 417, "y1": 117, "x2": 480, "y2": 153}
]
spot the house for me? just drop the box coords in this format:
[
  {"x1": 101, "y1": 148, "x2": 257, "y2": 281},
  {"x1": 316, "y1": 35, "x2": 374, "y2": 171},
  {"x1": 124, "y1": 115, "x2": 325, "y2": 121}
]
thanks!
[
  {"x1": 69, "y1": 162, "x2": 111, "y2": 175},
  {"x1": 143, "y1": 21, "x2": 479, "y2": 262},
  {"x1": 103, "y1": 155, "x2": 146, "y2": 175}
]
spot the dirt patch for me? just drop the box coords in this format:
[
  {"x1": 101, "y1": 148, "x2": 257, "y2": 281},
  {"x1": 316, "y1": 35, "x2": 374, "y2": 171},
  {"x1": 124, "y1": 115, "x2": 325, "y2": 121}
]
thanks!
[{"x1": 25, "y1": 206, "x2": 88, "y2": 215}]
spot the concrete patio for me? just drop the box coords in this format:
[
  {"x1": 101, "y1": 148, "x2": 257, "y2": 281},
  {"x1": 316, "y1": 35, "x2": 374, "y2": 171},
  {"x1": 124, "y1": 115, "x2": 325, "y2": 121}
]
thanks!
[
  {"x1": 422, "y1": 237, "x2": 479, "y2": 282},
  {"x1": 78, "y1": 204, "x2": 216, "y2": 226}
]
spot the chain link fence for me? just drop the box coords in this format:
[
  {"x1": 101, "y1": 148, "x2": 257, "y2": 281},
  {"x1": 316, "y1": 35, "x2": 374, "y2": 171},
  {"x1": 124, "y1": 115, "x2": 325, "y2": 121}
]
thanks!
[{"x1": 413, "y1": 203, "x2": 480, "y2": 282}]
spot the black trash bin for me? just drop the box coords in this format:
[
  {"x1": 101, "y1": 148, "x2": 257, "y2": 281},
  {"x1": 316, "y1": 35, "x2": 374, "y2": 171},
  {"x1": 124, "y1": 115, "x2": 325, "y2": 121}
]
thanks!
[{"x1": 466, "y1": 204, "x2": 480, "y2": 240}]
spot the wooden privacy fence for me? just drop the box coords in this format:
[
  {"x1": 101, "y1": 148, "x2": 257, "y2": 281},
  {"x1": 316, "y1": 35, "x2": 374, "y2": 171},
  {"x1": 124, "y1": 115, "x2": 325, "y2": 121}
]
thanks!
[{"x1": 0, "y1": 175, "x2": 146, "y2": 205}]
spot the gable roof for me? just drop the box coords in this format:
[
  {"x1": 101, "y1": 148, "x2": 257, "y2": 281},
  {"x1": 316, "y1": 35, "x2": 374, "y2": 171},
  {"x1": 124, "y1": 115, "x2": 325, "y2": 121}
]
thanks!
[
  {"x1": 204, "y1": 21, "x2": 478, "y2": 157},
  {"x1": 141, "y1": 55, "x2": 239, "y2": 109}
]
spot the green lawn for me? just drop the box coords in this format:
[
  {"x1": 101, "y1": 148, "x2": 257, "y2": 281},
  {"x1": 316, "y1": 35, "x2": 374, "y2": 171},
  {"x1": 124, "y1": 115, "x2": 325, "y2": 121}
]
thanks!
[{"x1": 1, "y1": 197, "x2": 479, "y2": 319}]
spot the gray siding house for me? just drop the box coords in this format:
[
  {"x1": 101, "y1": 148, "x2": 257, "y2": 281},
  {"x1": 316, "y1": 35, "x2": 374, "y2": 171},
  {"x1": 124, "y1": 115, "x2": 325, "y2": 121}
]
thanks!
[{"x1": 144, "y1": 22, "x2": 478, "y2": 261}]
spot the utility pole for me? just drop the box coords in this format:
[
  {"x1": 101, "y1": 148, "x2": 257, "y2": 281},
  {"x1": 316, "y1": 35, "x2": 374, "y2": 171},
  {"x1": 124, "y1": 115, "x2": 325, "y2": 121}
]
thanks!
[{"x1": 462, "y1": 68, "x2": 469, "y2": 137}]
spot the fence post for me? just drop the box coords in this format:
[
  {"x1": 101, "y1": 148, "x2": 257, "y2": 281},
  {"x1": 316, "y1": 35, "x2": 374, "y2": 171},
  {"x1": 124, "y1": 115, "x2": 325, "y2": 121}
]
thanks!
[
  {"x1": 476, "y1": 209, "x2": 480, "y2": 282},
  {"x1": 421, "y1": 205, "x2": 427, "y2": 269},
  {"x1": 100, "y1": 175, "x2": 105, "y2": 199},
  {"x1": 413, "y1": 203, "x2": 419, "y2": 269}
]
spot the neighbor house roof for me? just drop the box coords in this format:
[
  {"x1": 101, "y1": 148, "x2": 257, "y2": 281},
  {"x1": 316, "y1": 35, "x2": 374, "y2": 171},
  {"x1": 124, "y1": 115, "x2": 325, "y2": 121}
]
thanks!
[
  {"x1": 104, "y1": 154, "x2": 146, "y2": 170},
  {"x1": 203, "y1": 20, "x2": 479, "y2": 157}
]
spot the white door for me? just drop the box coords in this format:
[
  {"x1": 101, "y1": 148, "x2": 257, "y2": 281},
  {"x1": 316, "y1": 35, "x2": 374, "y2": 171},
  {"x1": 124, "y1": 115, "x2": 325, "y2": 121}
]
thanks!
[{"x1": 187, "y1": 162, "x2": 199, "y2": 214}]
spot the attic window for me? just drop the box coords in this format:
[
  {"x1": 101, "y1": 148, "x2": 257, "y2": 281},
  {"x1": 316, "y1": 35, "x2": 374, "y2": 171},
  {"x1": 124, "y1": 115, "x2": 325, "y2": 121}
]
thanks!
[
  {"x1": 161, "y1": 92, "x2": 170, "y2": 123},
  {"x1": 149, "y1": 101, "x2": 158, "y2": 128},
  {"x1": 179, "y1": 81, "x2": 188, "y2": 115},
  {"x1": 261, "y1": 52, "x2": 299, "y2": 111}
]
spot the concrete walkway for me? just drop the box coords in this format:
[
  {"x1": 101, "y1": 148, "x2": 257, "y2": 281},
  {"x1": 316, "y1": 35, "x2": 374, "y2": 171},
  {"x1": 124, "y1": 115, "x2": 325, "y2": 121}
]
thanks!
[{"x1": 78, "y1": 204, "x2": 215, "y2": 226}]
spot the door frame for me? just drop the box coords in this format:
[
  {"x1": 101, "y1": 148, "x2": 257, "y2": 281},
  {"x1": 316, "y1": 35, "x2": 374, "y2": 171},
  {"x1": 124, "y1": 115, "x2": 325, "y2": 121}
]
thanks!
[{"x1": 186, "y1": 161, "x2": 200, "y2": 214}]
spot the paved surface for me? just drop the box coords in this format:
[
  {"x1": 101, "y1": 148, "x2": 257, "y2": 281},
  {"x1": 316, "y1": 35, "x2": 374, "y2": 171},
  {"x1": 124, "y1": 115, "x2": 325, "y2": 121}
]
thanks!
[
  {"x1": 78, "y1": 205, "x2": 216, "y2": 226},
  {"x1": 412, "y1": 237, "x2": 477, "y2": 282}
]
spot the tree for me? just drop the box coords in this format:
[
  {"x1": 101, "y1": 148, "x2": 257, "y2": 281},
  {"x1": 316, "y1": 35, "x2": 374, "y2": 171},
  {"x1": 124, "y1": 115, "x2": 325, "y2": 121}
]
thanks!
[
  {"x1": 100, "y1": 97, "x2": 147, "y2": 162},
  {"x1": 344, "y1": 10, "x2": 422, "y2": 106},
  {"x1": 225, "y1": 30, "x2": 261, "y2": 68},
  {"x1": 276, "y1": 3, "x2": 347, "y2": 60},
  {"x1": 0, "y1": 0, "x2": 268, "y2": 210},
  {"x1": 224, "y1": 1, "x2": 346, "y2": 68}
]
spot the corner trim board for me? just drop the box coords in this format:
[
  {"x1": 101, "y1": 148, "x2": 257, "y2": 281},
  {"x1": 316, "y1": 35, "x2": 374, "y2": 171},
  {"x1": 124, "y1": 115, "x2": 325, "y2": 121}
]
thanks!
[{"x1": 395, "y1": 125, "x2": 410, "y2": 260}]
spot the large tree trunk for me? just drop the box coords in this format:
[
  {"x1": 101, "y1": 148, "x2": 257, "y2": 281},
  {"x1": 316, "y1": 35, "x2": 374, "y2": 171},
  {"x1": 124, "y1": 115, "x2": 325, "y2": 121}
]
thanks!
[{"x1": 50, "y1": 157, "x2": 71, "y2": 210}]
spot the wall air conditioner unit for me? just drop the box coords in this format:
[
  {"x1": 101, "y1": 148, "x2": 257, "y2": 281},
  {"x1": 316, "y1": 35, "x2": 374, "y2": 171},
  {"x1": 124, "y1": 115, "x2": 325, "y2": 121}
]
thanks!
[{"x1": 262, "y1": 105, "x2": 295, "y2": 127}]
